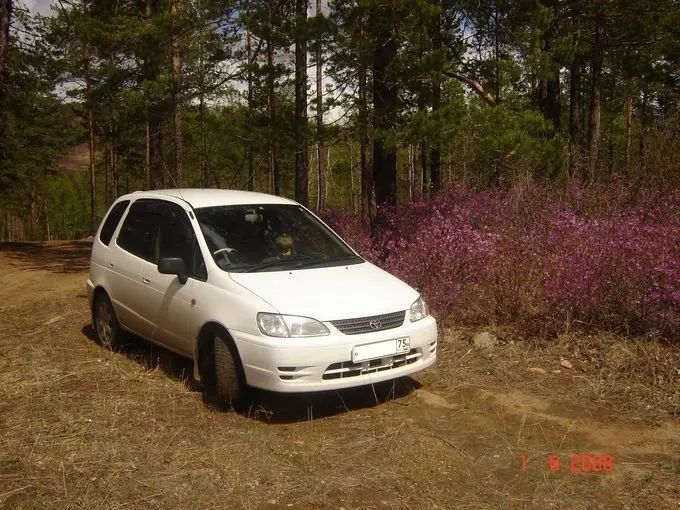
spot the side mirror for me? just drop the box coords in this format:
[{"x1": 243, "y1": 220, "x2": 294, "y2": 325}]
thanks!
[{"x1": 158, "y1": 257, "x2": 189, "y2": 284}]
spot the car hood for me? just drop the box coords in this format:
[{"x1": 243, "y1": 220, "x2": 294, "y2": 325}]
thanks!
[{"x1": 228, "y1": 261, "x2": 419, "y2": 321}]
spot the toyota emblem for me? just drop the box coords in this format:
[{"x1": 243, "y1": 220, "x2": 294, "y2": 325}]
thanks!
[{"x1": 369, "y1": 319, "x2": 382, "y2": 330}]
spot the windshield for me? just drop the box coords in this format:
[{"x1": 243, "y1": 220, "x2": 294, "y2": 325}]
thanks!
[{"x1": 195, "y1": 204, "x2": 362, "y2": 272}]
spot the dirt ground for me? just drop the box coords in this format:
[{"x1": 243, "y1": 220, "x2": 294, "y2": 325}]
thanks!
[{"x1": 0, "y1": 241, "x2": 678, "y2": 509}]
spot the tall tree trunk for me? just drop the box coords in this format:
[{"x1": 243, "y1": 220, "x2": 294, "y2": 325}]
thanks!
[
  {"x1": 266, "y1": 9, "x2": 279, "y2": 195},
  {"x1": 568, "y1": 60, "x2": 581, "y2": 179},
  {"x1": 638, "y1": 80, "x2": 648, "y2": 176},
  {"x1": 315, "y1": 0, "x2": 326, "y2": 211},
  {"x1": 430, "y1": 3, "x2": 441, "y2": 192},
  {"x1": 30, "y1": 172, "x2": 36, "y2": 240},
  {"x1": 358, "y1": 7, "x2": 373, "y2": 227},
  {"x1": 587, "y1": 12, "x2": 604, "y2": 184},
  {"x1": 542, "y1": 0, "x2": 561, "y2": 134},
  {"x1": 420, "y1": 143, "x2": 427, "y2": 194},
  {"x1": 83, "y1": 43, "x2": 97, "y2": 235},
  {"x1": 493, "y1": 10, "x2": 501, "y2": 103},
  {"x1": 625, "y1": 94, "x2": 633, "y2": 171},
  {"x1": 294, "y1": 0, "x2": 309, "y2": 206},
  {"x1": 408, "y1": 144, "x2": 415, "y2": 201},
  {"x1": 110, "y1": 140, "x2": 118, "y2": 200},
  {"x1": 171, "y1": 0, "x2": 183, "y2": 187},
  {"x1": 371, "y1": 4, "x2": 398, "y2": 207},
  {"x1": 0, "y1": 0, "x2": 11, "y2": 100},
  {"x1": 199, "y1": 52, "x2": 208, "y2": 187},
  {"x1": 144, "y1": 122, "x2": 151, "y2": 188},
  {"x1": 43, "y1": 200, "x2": 50, "y2": 241},
  {"x1": 109, "y1": 116, "x2": 118, "y2": 200},
  {"x1": 246, "y1": 29, "x2": 254, "y2": 191},
  {"x1": 145, "y1": 0, "x2": 164, "y2": 190}
]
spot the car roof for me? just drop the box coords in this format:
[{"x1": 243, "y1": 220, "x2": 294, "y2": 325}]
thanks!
[{"x1": 119, "y1": 189, "x2": 297, "y2": 209}]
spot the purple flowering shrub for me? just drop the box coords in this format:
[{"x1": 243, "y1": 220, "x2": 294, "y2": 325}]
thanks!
[{"x1": 324, "y1": 180, "x2": 680, "y2": 337}]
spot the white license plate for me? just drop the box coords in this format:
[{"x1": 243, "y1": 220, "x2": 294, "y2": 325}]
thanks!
[{"x1": 352, "y1": 337, "x2": 411, "y2": 363}]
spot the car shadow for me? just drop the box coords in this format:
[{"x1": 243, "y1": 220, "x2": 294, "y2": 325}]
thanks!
[
  {"x1": 241, "y1": 378, "x2": 422, "y2": 424},
  {"x1": 1, "y1": 241, "x2": 92, "y2": 274},
  {"x1": 81, "y1": 324, "x2": 421, "y2": 423},
  {"x1": 81, "y1": 324, "x2": 198, "y2": 389}
]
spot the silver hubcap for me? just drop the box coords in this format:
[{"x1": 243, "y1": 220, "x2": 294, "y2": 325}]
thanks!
[{"x1": 96, "y1": 301, "x2": 113, "y2": 347}]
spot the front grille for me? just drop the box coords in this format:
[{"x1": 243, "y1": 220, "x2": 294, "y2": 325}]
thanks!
[
  {"x1": 322, "y1": 348, "x2": 421, "y2": 380},
  {"x1": 331, "y1": 310, "x2": 406, "y2": 335}
]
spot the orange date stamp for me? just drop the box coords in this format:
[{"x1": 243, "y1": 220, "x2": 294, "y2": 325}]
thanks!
[{"x1": 518, "y1": 453, "x2": 614, "y2": 473}]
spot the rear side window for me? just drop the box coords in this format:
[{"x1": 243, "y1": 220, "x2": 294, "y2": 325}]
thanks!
[
  {"x1": 99, "y1": 200, "x2": 130, "y2": 246},
  {"x1": 117, "y1": 200, "x2": 158, "y2": 262}
]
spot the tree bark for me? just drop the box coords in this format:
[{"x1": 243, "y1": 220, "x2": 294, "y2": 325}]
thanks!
[
  {"x1": 171, "y1": 0, "x2": 183, "y2": 187},
  {"x1": 587, "y1": 12, "x2": 604, "y2": 184},
  {"x1": 371, "y1": 4, "x2": 398, "y2": 207},
  {"x1": 294, "y1": 0, "x2": 309, "y2": 206},
  {"x1": 315, "y1": 0, "x2": 325, "y2": 211},
  {"x1": 568, "y1": 60, "x2": 581, "y2": 179},
  {"x1": 83, "y1": 42, "x2": 97, "y2": 235},
  {"x1": 0, "y1": 0, "x2": 11, "y2": 100}
]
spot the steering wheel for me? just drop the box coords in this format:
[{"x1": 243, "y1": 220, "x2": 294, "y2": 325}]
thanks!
[{"x1": 213, "y1": 247, "x2": 243, "y2": 265}]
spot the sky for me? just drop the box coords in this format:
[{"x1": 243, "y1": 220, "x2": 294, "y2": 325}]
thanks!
[{"x1": 22, "y1": 0, "x2": 54, "y2": 15}]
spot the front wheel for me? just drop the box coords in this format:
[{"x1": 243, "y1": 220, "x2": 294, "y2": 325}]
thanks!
[
  {"x1": 93, "y1": 293, "x2": 123, "y2": 350},
  {"x1": 213, "y1": 335, "x2": 245, "y2": 409}
]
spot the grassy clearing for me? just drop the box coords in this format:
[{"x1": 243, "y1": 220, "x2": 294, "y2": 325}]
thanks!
[{"x1": 0, "y1": 242, "x2": 678, "y2": 509}]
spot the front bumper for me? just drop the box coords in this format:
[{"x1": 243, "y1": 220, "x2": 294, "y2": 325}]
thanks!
[{"x1": 231, "y1": 315, "x2": 437, "y2": 392}]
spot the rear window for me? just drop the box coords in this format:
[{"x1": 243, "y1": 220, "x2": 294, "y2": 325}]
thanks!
[{"x1": 99, "y1": 200, "x2": 130, "y2": 246}]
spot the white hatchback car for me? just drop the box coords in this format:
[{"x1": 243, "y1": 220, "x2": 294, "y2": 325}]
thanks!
[{"x1": 87, "y1": 189, "x2": 437, "y2": 406}]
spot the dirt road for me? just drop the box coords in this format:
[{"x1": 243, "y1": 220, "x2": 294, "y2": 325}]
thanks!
[{"x1": 0, "y1": 242, "x2": 678, "y2": 508}]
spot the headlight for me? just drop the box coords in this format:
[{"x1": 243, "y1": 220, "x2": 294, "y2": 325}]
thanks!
[
  {"x1": 257, "y1": 313, "x2": 330, "y2": 337},
  {"x1": 409, "y1": 296, "x2": 428, "y2": 322}
]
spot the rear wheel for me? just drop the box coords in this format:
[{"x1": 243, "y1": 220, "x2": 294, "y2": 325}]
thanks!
[
  {"x1": 93, "y1": 293, "x2": 122, "y2": 350},
  {"x1": 213, "y1": 334, "x2": 244, "y2": 409}
]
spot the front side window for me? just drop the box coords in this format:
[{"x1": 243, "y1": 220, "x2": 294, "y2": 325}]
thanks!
[
  {"x1": 155, "y1": 202, "x2": 207, "y2": 280},
  {"x1": 117, "y1": 199, "x2": 207, "y2": 279},
  {"x1": 117, "y1": 200, "x2": 157, "y2": 261},
  {"x1": 195, "y1": 204, "x2": 362, "y2": 272}
]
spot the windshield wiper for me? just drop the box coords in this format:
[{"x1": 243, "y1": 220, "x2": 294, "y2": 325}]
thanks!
[
  {"x1": 243, "y1": 257, "x2": 310, "y2": 273},
  {"x1": 291, "y1": 254, "x2": 363, "y2": 269}
]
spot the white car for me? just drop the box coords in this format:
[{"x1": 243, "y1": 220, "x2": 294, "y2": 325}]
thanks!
[{"x1": 87, "y1": 189, "x2": 437, "y2": 407}]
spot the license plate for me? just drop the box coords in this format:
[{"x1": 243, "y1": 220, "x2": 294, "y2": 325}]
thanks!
[{"x1": 352, "y1": 337, "x2": 411, "y2": 363}]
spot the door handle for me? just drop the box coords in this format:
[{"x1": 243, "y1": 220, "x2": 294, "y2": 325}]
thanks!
[
  {"x1": 142, "y1": 277, "x2": 151, "y2": 284},
  {"x1": 108, "y1": 262, "x2": 115, "y2": 268}
]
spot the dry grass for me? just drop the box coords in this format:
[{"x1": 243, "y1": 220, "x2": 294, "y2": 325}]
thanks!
[{"x1": 0, "y1": 242, "x2": 678, "y2": 509}]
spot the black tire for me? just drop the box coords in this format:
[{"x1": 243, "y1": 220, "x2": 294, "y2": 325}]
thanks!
[
  {"x1": 93, "y1": 293, "x2": 123, "y2": 350},
  {"x1": 213, "y1": 334, "x2": 244, "y2": 409}
]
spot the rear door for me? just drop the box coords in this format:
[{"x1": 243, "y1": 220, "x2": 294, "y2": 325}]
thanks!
[{"x1": 113, "y1": 199, "x2": 159, "y2": 339}]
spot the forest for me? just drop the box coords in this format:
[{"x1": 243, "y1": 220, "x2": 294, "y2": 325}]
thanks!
[{"x1": 0, "y1": 0, "x2": 678, "y2": 336}]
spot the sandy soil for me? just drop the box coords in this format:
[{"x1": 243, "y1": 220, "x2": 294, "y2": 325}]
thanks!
[{"x1": 0, "y1": 241, "x2": 678, "y2": 509}]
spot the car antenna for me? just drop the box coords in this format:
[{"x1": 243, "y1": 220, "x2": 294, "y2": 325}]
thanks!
[{"x1": 161, "y1": 160, "x2": 186, "y2": 203}]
